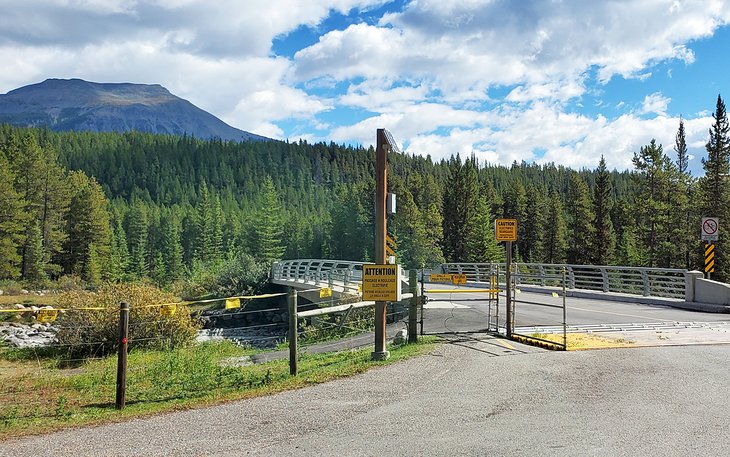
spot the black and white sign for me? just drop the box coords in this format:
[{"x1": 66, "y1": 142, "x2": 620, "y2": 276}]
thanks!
[{"x1": 701, "y1": 217, "x2": 719, "y2": 241}]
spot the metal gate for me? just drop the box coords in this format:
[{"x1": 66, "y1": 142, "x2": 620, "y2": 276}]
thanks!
[{"x1": 420, "y1": 265, "x2": 501, "y2": 335}]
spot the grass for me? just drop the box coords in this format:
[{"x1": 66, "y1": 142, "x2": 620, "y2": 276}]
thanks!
[
  {"x1": 530, "y1": 332, "x2": 635, "y2": 350},
  {"x1": 0, "y1": 293, "x2": 60, "y2": 307},
  {"x1": 0, "y1": 337, "x2": 439, "y2": 440}
]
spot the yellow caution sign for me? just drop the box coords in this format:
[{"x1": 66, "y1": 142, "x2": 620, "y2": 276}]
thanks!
[
  {"x1": 225, "y1": 298, "x2": 241, "y2": 309},
  {"x1": 37, "y1": 309, "x2": 59, "y2": 323},
  {"x1": 320, "y1": 288, "x2": 332, "y2": 298},
  {"x1": 160, "y1": 304, "x2": 177, "y2": 316},
  {"x1": 451, "y1": 274, "x2": 467, "y2": 285},
  {"x1": 495, "y1": 219, "x2": 518, "y2": 241}
]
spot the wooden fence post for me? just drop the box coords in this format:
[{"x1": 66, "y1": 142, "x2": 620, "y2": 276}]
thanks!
[{"x1": 115, "y1": 301, "x2": 130, "y2": 410}]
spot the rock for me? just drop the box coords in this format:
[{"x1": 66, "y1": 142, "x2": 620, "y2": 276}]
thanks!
[
  {"x1": 393, "y1": 329, "x2": 408, "y2": 345},
  {"x1": 13, "y1": 304, "x2": 26, "y2": 310},
  {"x1": 31, "y1": 324, "x2": 44, "y2": 330},
  {"x1": 0, "y1": 289, "x2": 3, "y2": 295},
  {"x1": 21, "y1": 289, "x2": 29, "y2": 294}
]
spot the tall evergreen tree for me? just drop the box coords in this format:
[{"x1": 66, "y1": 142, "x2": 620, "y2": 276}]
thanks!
[
  {"x1": 0, "y1": 152, "x2": 26, "y2": 279},
  {"x1": 251, "y1": 176, "x2": 285, "y2": 263},
  {"x1": 632, "y1": 140, "x2": 677, "y2": 267},
  {"x1": 24, "y1": 221, "x2": 47, "y2": 284},
  {"x1": 160, "y1": 216, "x2": 184, "y2": 283},
  {"x1": 463, "y1": 196, "x2": 504, "y2": 263},
  {"x1": 502, "y1": 180, "x2": 527, "y2": 261},
  {"x1": 63, "y1": 172, "x2": 112, "y2": 281},
  {"x1": 566, "y1": 172, "x2": 595, "y2": 265},
  {"x1": 542, "y1": 192, "x2": 568, "y2": 264},
  {"x1": 591, "y1": 156, "x2": 616, "y2": 265},
  {"x1": 442, "y1": 156, "x2": 480, "y2": 262},
  {"x1": 699, "y1": 94, "x2": 730, "y2": 280},
  {"x1": 126, "y1": 200, "x2": 148, "y2": 279},
  {"x1": 194, "y1": 180, "x2": 214, "y2": 262},
  {"x1": 522, "y1": 184, "x2": 546, "y2": 262},
  {"x1": 673, "y1": 118, "x2": 696, "y2": 269}
]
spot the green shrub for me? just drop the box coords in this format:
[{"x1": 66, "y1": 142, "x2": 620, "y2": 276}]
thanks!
[
  {"x1": 182, "y1": 253, "x2": 269, "y2": 299},
  {"x1": 55, "y1": 283, "x2": 199, "y2": 358}
]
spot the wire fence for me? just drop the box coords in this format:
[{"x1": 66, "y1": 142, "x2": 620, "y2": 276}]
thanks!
[{"x1": 0, "y1": 285, "x2": 416, "y2": 421}]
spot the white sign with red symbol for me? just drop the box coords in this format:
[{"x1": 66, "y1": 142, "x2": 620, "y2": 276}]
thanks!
[{"x1": 701, "y1": 217, "x2": 719, "y2": 241}]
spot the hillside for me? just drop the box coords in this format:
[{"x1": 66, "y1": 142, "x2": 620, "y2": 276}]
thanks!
[{"x1": 0, "y1": 78, "x2": 268, "y2": 142}]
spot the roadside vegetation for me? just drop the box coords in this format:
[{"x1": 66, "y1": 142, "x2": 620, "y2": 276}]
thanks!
[{"x1": 0, "y1": 337, "x2": 439, "y2": 439}]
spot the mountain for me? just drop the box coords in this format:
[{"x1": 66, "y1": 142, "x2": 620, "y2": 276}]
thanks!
[{"x1": 0, "y1": 78, "x2": 269, "y2": 142}]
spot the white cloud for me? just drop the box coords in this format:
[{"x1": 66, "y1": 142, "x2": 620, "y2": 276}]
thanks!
[
  {"x1": 641, "y1": 92, "x2": 671, "y2": 115},
  {"x1": 296, "y1": 0, "x2": 730, "y2": 102}
]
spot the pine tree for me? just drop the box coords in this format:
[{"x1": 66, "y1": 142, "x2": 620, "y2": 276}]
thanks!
[
  {"x1": 591, "y1": 156, "x2": 616, "y2": 265},
  {"x1": 698, "y1": 95, "x2": 730, "y2": 280},
  {"x1": 63, "y1": 172, "x2": 112, "y2": 282},
  {"x1": 566, "y1": 172, "x2": 595, "y2": 265},
  {"x1": 24, "y1": 221, "x2": 47, "y2": 284},
  {"x1": 126, "y1": 200, "x2": 149, "y2": 279},
  {"x1": 463, "y1": 196, "x2": 504, "y2": 263},
  {"x1": 502, "y1": 180, "x2": 527, "y2": 261},
  {"x1": 443, "y1": 156, "x2": 480, "y2": 262},
  {"x1": 251, "y1": 176, "x2": 285, "y2": 263},
  {"x1": 673, "y1": 118, "x2": 696, "y2": 269},
  {"x1": 211, "y1": 193, "x2": 224, "y2": 262},
  {"x1": 194, "y1": 180, "x2": 213, "y2": 262},
  {"x1": 542, "y1": 192, "x2": 568, "y2": 264},
  {"x1": 108, "y1": 218, "x2": 129, "y2": 282},
  {"x1": 0, "y1": 152, "x2": 26, "y2": 279},
  {"x1": 632, "y1": 140, "x2": 677, "y2": 267},
  {"x1": 522, "y1": 184, "x2": 546, "y2": 262},
  {"x1": 160, "y1": 217, "x2": 184, "y2": 282}
]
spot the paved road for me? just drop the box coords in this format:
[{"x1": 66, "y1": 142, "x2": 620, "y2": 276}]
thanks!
[
  {"x1": 422, "y1": 283, "x2": 730, "y2": 339},
  {"x1": 3, "y1": 339, "x2": 729, "y2": 456}
]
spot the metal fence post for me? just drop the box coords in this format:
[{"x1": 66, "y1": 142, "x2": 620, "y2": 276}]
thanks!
[
  {"x1": 641, "y1": 270, "x2": 650, "y2": 296},
  {"x1": 601, "y1": 267, "x2": 609, "y2": 292},
  {"x1": 288, "y1": 290, "x2": 298, "y2": 376},
  {"x1": 115, "y1": 301, "x2": 130, "y2": 410},
  {"x1": 408, "y1": 269, "x2": 418, "y2": 343}
]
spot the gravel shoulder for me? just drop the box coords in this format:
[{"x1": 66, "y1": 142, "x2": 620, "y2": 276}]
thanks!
[{"x1": 2, "y1": 340, "x2": 730, "y2": 457}]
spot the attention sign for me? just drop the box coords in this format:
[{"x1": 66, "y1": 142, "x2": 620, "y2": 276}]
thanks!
[
  {"x1": 362, "y1": 264, "x2": 402, "y2": 301},
  {"x1": 495, "y1": 219, "x2": 518, "y2": 241}
]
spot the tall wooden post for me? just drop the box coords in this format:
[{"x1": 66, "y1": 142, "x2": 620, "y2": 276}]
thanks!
[
  {"x1": 372, "y1": 129, "x2": 390, "y2": 361},
  {"x1": 288, "y1": 289, "x2": 298, "y2": 376},
  {"x1": 115, "y1": 301, "x2": 130, "y2": 410}
]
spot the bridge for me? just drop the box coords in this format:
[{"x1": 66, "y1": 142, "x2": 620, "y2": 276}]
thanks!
[{"x1": 272, "y1": 259, "x2": 730, "y2": 348}]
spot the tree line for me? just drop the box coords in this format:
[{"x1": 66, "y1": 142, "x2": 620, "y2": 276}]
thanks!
[{"x1": 0, "y1": 94, "x2": 727, "y2": 286}]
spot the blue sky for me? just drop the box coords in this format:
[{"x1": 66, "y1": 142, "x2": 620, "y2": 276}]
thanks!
[{"x1": 1, "y1": 0, "x2": 729, "y2": 172}]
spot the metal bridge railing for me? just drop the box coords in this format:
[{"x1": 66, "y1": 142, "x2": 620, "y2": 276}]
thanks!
[
  {"x1": 271, "y1": 259, "x2": 410, "y2": 293},
  {"x1": 274, "y1": 260, "x2": 689, "y2": 300},
  {"x1": 441, "y1": 263, "x2": 689, "y2": 299}
]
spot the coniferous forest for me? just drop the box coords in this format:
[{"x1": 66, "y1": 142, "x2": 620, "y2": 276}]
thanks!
[{"x1": 0, "y1": 95, "x2": 728, "y2": 288}]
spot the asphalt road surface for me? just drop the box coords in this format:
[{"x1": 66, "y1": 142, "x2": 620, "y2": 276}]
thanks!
[
  {"x1": 3, "y1": 340, "x2": 729, "y2": 456},
  {"x1": 422, "y1": 283, "x2": 730, "y2": 336}
]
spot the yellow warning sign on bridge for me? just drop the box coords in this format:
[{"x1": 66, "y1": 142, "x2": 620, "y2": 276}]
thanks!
[
  {"x1": 451, "y1": 274, "x2": 467, "y2": 285},
  {"x1": 430, "y1": 273, "x2": 453, "y2": 283},
  {"x1": 363, "y1": 264, "x2": 402, "y2": 301},
  {"x1": 495, "y1": 219, "x2": 517, "y2": 241}
]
